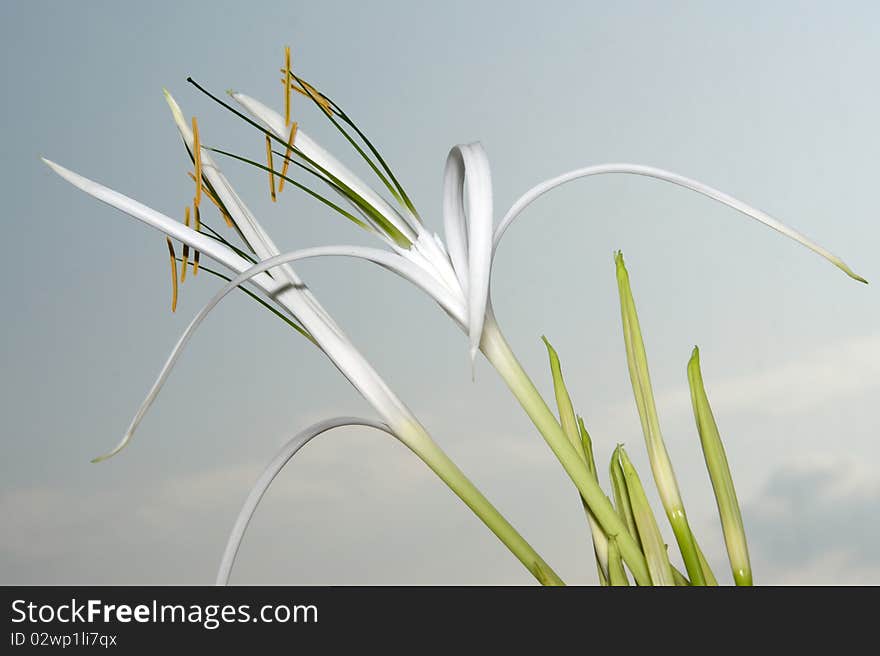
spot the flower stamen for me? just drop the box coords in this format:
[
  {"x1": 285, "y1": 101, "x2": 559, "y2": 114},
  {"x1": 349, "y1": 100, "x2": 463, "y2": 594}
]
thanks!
[
  {"x1": 278, "y1": 68, "x2": 332, "y2": 115},
  {"x1": 192, "y1": 117, "x2": 202, "y2": 208},
  {"x1": 188, "y1": 172, "x2": 234, "y2": 227},
  {"x1": 165, "y1": 237, "x2": 178, "y2": 312},
  {"x1": 283, "y1": 46, "x2": 291, "y2": 127},
  {"x1": 277, "y1": 121, "x2": 298, "y2": 193}
]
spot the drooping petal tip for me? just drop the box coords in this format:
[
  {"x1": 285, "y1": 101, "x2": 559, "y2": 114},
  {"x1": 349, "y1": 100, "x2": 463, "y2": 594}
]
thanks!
[
  {"x1": 90, "y1": 433, "x2": 131, "y2": 463},
  {"x1": 838, "y1": 261, "x2": 868, "y2": 284}
]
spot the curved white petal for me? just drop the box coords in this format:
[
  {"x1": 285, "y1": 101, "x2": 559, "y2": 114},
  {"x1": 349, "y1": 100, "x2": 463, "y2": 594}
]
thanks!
[
  {"x1": 441, "y1": 144, "x2": 494, "y2": 363},
  {"x1": 494, "y1": 163, "x2": 866, "y2": 283},
  {"x1": 95, "y1": 245, "x2": 466, "y2": 461},
  {"x1": 229, "y1": 91, "x2": 417, "y2": 244},
  {"x1": 42, "y1": 159, "x2": 446, "y2": 461},
  {"x1": 42, "y1": 159, "x2": 276, "y2": 291},
  {"x1": 442, "y1": 147, "x2": 470, "y2": 295},
  {"x1": 216, "y1": 416, "x2": 395, "y2": 585}
]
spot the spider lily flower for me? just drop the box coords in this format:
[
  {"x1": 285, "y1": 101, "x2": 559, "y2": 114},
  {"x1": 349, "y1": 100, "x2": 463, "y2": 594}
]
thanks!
[
  {"x1": 42, "y1": 92, "x2": 562, "y2": 585},
  {"x1": 219, "y1": 75, "x2": 865, "y2": 584},
  {"x1": 41, "y1": 159, "x2": 436, "y2": 452},
  {"x1": 221, "y1": 74, "x2": 866, "y2": 540}
]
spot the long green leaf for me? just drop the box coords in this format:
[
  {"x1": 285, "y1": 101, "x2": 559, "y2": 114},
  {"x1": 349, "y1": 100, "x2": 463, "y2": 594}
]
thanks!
[
  {"x1": 609, "y1": 444, "x2": 641, "y2": 548},
  {"x1": 687, "y1": 347, "x2": 752, "y2": 586},
  {"x1": 607, "y1": 538, "x2": 630, "y2": 586},
  {"x1": 616, "y1": 447, "x2": 675, "y2": 586},
  {"x1": 615, "y1": 251, "x2": 706, "y2": 585},
  {"x1": 542, "y1": 337, "x2": 609, "y2": 581}
]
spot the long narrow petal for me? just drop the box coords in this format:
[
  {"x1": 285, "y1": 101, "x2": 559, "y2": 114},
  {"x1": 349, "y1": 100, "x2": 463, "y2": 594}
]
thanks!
[
  {"x1": 229, "y1": 91, "x2": 417, "y2": 245},
  {"x1": 163, "y1": 91, "x2": 304, "y2": 289},
  {"x1": 495, "y1": 163, "x2": 866, "y2": 283},
  {"x1": 165, "y1": 90, "x2": 343, "y2": 335},
  {"x1": 442, "y1": 146, "x2": 470, "y2": 295},
  {"x1": 440, "y1": 143, "x2": 493, "y2": 363},
  {"x1": 41, "y1": 159, "x2": 276, "y2": 290},
  {"x1": 42, "y1": 159, "x2": 467, "y2": 456},
  {"x1": 217, "y1": 416, "x2": 395, "y2": 585},
  {"x1": 462, "y1": 144, "x2": 493, "y2": 364},
  {"x1": 97, "y1": 245, "x2": 467, "y2": 461},
  {"x1": 226, "y1": 91, "x2": 464, "y2": 317}
]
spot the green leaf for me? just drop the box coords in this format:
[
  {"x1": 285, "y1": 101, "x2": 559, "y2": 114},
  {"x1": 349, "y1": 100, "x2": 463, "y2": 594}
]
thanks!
[
  {"x1": 616, "y1": 447, "x2": 675, "y2": 586},
  {"x1": 607, "y1": 538, "x2": 630, "y2": 586},
  {"x1": 541, "y1": 337, "x2": 609, "y2": 580},
  {"x1": 609, "y1": 444, "x2": 641, "y2": 548},
  {"x1": 687, "y1": 347, "x2": 752, "y2": 586},
  {"x1": 614, "y1": 251, "x2": 706, "y2": 585},
  {"x1": 542, "y1": 337, "x2": 584, "y2": 458}
]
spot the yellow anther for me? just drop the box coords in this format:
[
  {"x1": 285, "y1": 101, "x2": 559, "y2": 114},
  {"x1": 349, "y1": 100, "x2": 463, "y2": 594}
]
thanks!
[
  {"x1": 278, "y1": 121, "x2": 298, "y2": 193},
  {"x1": 265, "y1": 135, "x2": 277, "y2": 202},
  {"x1": 165, "y1": 237, "x2": 178, "y2": 313},
  {"x1": 188, "y1": 172, "x2": 234, "y2": 227},
  {"x1": 181, "y1": 206, "x2": 190, "y2": 283},
  {"x1": 301, "y1": 80, "x2": 332, "y2": 115},
  {"x1": 278, "y1": 69, "x2": 332, "y2": 114},
  {"x1": 192, "y1": 116, "x2": 202, "y2": 207},
  {"x1": 284, "y1": 46, "x2": 291, "y2": 127}
]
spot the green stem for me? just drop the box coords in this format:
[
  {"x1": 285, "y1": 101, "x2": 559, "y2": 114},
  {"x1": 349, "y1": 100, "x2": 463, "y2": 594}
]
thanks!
[
  {"x1": 393, "y1": 419, "x2": 565, "y2": 586},
  {"x1": 479, "y1": 307, "x2": 651, "y2": 585}
]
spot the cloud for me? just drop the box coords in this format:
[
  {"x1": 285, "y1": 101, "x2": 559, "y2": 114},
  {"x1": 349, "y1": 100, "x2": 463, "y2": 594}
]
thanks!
[
  {"x1": 591, "y1": 332, "x2": 880, "y2": 442},
  {"x1": 744, "y1": 459, "x2": 880, "y2": 584},
  {"x1": 0, "y1": 424, "x2": 574, "y2": 585}
]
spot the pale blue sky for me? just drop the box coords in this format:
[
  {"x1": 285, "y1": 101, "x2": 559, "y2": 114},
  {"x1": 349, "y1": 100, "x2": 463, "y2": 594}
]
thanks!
[{"x1": 2, "y1": 1, "x2": 879, "y2": 584}]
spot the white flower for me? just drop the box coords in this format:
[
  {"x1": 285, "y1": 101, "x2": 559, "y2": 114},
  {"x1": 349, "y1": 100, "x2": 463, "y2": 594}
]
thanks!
[
  {"x1": 43, "y1": 88, "x2": 562, "y2": 584},
  {"x1": 217, "y1": 83, "x2": 865, "y2": 584}
]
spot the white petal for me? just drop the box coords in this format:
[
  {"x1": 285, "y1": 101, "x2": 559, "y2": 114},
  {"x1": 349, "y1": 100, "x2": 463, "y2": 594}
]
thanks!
[
  {"x1": 42, "y1": 158, "x2": 274, "y2": 289},
  {"x1": 164, "y1": 90, "x2": 340, "y2": 331},
  {"x1": 216, "y1": 416, "x2": 395, "y2": 585},
  {"x1": 91, "y1": 244, "x2": 466, "y2": 461},
  {"x1": 495, "y1": 163, "x2": 866, "y2": 283},
  {"x1": 442, "y1": 147, "x2": 470, "y2": 295},
  {"x1": 442, "y1": 144, "x2": 494, "y2": 363},
  {"x1": 163, "y1": 90, "x2": 304, "y2": 289},
  {"x1": 230, "y1": 91, "x2": 417, "y2": 244}
]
